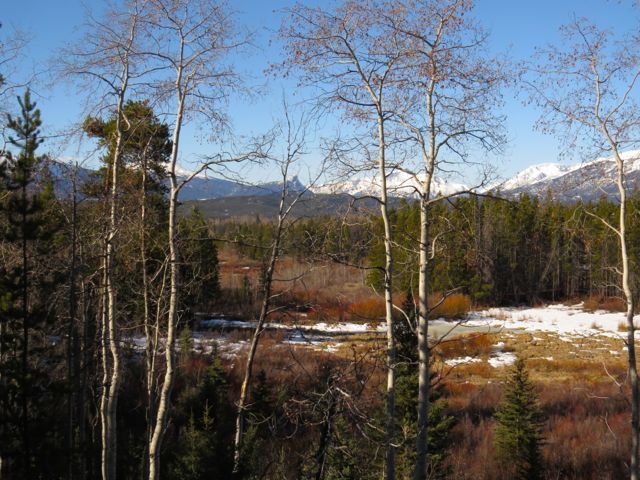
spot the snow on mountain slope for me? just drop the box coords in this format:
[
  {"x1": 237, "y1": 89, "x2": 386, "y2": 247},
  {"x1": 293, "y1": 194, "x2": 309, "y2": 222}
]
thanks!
[
  {"x1": 310, "y1": 150, "x2": 640, "y2": 200},
  {"x1": 492, "y1": 150, "x2": 640, "y2": 200},
  {"x1": 47, "y1": 150, "x2": 640, "y2": 204},
  {"x1": 498, "y1": 163, "x2": 580, "y2": 191},
  {"x1": 311, "y1": 170, "x2": 468, "y2": 198}
]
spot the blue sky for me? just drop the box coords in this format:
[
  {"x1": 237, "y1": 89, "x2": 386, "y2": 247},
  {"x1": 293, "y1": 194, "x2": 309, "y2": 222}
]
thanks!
[{"x1": 3, "y1": 0, "x2": 640, "y2": 183}]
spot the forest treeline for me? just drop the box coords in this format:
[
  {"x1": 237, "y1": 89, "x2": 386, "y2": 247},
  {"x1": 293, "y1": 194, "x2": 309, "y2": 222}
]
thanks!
[{"x1": 214, "y1": 192, "x2": 640, "y2": 307}]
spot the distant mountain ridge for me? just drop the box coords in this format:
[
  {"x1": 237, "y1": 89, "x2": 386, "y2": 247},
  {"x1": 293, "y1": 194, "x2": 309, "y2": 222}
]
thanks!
[
  {"x1": 177, "y1": 174, "x2": 306, "y2": 201},
  {"x1": 309, "y1": 150, "x2": 640, "y2": 202},
  {"x1": 492, "y1": 150, "x2": 640, "y2": 201},
  {"x1": 44, "y1": 161, "x2": 306, "y2": 201},
  {"x1": 44, "y1": 151, "x2": 640, "y2": 209}
]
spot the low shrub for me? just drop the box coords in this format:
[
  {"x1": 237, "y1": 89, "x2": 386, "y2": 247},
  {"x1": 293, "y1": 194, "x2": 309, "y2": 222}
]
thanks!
[
  {"x1": 430, "y1": 292, "x2": 472, "y2": 319},
  {"x1": 435, "y1": 333, "x2": 495, "y2": 360},
  {"x1": 583, "y1": 295, "x2": 626, "y2": 313}
]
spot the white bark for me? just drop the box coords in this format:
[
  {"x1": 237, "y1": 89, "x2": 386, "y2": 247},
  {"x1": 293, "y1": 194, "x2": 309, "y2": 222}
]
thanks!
[
  {"x1": 148, "y1": 64, "x2": 184, "y2": 480},
  {"x1": 141, "y1": 0, "x2": 244, "y2": 473},
  {"x1": 64, "y1": 4, "x2": 142, "y2": 477},
  {"x1": 414, "y1": 79, "x2": 437, "y2": 480},
  {"x1": 101, "y1": 62, "x2": 131, "y2": 480},
  {"x1": 232, "y1": 195, "x2": 284, "y2": 474},
  {"x1": 527, "y1": 19, "x2": 640, "y2": 479},
  {"x1": 605, "y1": 137, "x2": 638, "y2": 479},
  {"x1": 377, "y1": 115, "x2": 397, "y2": 480}
]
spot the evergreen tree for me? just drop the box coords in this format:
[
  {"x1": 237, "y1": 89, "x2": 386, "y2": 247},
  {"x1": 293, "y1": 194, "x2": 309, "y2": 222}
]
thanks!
[
  {"x1": 178, "y1": 208, "x2": 221, "y2": 319},
  {"x1": 0, "y1": 89, "x2": 61, "y2": 478},
  {"x1": 393, "y1": 289, "x2": 454, "y2": 479},
  {"x1": 167, "y1": 347, "x2": 235, "y2": 479},
  {"x1": 494, "y1": 358, "x2": 545, "y2": 480}
]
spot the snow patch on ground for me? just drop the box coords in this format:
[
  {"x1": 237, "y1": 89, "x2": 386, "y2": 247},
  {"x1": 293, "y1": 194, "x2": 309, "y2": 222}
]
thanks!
[
  {"x1": 488, "y1": 351, "x2": 517, "y2": 368},
  {"x1": 200, "y1": 318, "x2": 385, "y2": 334},
  {"x1": 445, "y1": 356, "x2": 482, "y2": 366},
  {"x1": 461, "y1": 303, "x2": 634, "y2": 339}
]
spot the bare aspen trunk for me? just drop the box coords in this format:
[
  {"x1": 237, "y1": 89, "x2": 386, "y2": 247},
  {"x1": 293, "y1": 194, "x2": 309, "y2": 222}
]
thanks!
[
  {"x1": 415, "y1": 85, "x2": 436, "y2": 480},
  {"x1": 105, "y1": 119, "x2": 125, "y2": 480},
  {"x1": 414, "y1": 197, "x2": 431, "y2": 480},
  {"x1": 141, "y1": 154, "x2": 157, "y2": 458},
  {"x1": 611, "y1": 148, "x2": 639, "y2": 480},
  {"x1": 98, "y1": 17, "x2": 135, "y2": 477},
  {"x1": 378, "y1": 116, "x2": 396, "y2": 480},
  {"x1": 99, "y1": 73, "x2": 130, "y2": 480},
  {"x1": 99, "y1": 254, "x2": 109, "y2": 480},
  {"x1": 148, "y1": 75, "x2": 184, "y2": 480}
]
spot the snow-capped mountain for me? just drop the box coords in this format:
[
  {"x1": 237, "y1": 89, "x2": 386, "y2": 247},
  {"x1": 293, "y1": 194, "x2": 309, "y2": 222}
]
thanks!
[
  {"x1": 311, "y1": 169, "x2": 467, "y2": 198},
  {"x1": 177, "y1": 174, "x2": 305, "y2": 201},
  {"x1": 494, "y1": 150, "x2": 640, "y2": 201},
  {"x1": 42, "y1": 150, "x2": 640, "y2": 205},
  {"x1": 308, "y1": 151, "x2": 640, "y2": 202},
  {"x1": 497, "y1": 163, "x2": 581, "y2": 192}
]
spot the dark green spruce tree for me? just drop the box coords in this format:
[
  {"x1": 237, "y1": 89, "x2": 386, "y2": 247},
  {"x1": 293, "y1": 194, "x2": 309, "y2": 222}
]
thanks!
[
  {"x1": 395, "y1": 289, "x2": 454, "y2": 480},
  {"x1": 494, "y1": 358, "x2": 544, "y2": 480},
  {"x1": 0, "y1": 90, "x2": 61, "y2": 478}
]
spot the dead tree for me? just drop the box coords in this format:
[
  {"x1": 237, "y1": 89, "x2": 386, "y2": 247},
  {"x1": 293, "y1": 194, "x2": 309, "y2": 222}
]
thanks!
[
  {"x1": 527, "y1": 19, "x2": 640, "y2": 479},
  {"x1": 232, "y1": 104, "x2": 323, "y2": 473}
]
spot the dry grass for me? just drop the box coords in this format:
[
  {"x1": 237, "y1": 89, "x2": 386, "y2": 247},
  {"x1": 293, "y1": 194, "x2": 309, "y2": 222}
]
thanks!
[
  {"x1": 429, "y1": 292, "x2": 472, "y2": 319},
  {"x1": 583, "y1": 295, "x2": 626, "y2": 313},
  {"x1": 450, "y1": 361, "x2": 496, "y2": 379},
  {"x1": 212, "y1": 237, "x2": 640, "y2": 479},
  {"x1": 434, "y1": 333, "x2": 495, "y2": 359},
  {"x1": 446, "y1": 379, "x2": 630, "y2": 480},
  {"x1": 347, "y1": 297, "x2": 386, "y2": 322}
]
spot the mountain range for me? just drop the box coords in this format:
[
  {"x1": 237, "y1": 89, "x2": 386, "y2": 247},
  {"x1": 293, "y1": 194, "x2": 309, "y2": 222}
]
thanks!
[
  {"x1": 309, "y1": 150, "x2": 640, "y2": 202},
  {"x1": 489, "y1": 150, "x2": 640, "y2": 201},
  {"x1": 44, "y1": 150, "x2": 640, "y2": 217}
]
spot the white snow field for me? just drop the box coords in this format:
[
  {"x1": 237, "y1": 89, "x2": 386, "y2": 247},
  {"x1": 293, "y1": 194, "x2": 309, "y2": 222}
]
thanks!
[
  {"x1": 201, "y1": 302, "x2": 635, "y2": 338},
  {"x1": 450, "y1": 303, "x2": 634, "y2": 339}
]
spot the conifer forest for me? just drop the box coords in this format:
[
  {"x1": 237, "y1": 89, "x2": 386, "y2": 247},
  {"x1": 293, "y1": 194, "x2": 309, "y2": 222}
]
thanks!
[{"x1": 4, "y1": 1, "x2": 640, "y2": 479}]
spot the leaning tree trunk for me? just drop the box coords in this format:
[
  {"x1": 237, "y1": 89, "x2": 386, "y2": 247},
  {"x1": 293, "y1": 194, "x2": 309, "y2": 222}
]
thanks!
[
  {"x1": 233, "y1": 180, "x2": 287, "y2": 473},
  {"x1": 611, "y1": 147, "x2": 639, "y2": 480}
]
